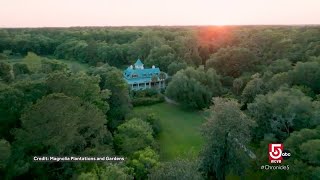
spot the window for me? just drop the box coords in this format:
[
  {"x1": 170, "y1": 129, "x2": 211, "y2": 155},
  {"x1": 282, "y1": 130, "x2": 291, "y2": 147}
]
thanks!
[{"x1": 132, "y1": 74, "x2": 138, "y2": 78}]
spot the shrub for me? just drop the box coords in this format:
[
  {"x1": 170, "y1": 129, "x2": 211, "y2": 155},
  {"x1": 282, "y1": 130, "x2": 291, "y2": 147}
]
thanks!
[
  {"x1": 131, "y1": 89, "x2": 165, "y2": 106},
  {"x1": 114, "y1": 118, "x2": 154, "y2": 155},
  {"x1": 126, "y1": 111, "x2": 162, "y2": 138},
  {"x1": 132, "y1": 96, "x2": 164, "y2": 106}
]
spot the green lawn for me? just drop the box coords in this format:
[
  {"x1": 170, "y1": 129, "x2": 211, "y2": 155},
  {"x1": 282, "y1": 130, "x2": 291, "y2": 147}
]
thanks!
[
  {"x1": 133, "y1": 102, "x2": 205, "y2": 161},
  {"x1": 5, "y1": 58, "x2": 23, "y2": 63},
  {"x1": 58, "y1": 59, "x2": 90, "y2": 72}
]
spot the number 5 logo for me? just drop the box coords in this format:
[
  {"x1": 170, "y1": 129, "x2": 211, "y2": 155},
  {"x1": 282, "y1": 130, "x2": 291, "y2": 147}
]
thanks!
[{"x1": 269, "y1": 144, "x2": 283, "y2": 159}]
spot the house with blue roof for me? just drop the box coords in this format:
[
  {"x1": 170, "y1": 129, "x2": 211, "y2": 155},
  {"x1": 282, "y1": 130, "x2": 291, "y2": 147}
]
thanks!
[{"x1": 123, "y1": 59, "x2": 167, "y2": 90}]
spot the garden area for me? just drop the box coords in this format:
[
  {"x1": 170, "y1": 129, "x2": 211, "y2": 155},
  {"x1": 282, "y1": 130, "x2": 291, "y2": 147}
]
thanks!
[{"x1": 133, "y1": 102, "x2": 205, "y2": 161}]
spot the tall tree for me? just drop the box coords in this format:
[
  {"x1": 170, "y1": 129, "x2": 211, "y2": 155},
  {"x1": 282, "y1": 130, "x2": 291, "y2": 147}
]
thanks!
[
  {"x1": 284, "y1": 126, "x2": 320, "y2": 179},
  {"x1": 0, "y1": 80, "x2": 48, "y2": 140},
  {"x1": 206, "y1": 47, "x2": 257, "y2": 78},
  {"x1": 0, "y1": 139, "x2": 11, "y2": 173},
  {"x1": 89, "y1": 65, "x2": 131, "y2": 130},
  {"x1": 128, "y1": 147, "x2": 159, "y2": 179},
  {"x1": 166, "y1": 66, "x2": 222, "y2": 109},
  {"x1": 46, "y1": 71, "x2": 110, "y2": 114},
  {"x1": 241, "y1": 73, "x2": 266, "y2": 104},
  {"x1": 289, "y1": 61, "x2": 320, "y2": 94},
  {"x1": 145, "y1": 45, "x2": 176, "y2": 72},
  {"x1": 7, "y1": 93, "x2": 113, "y2": 179},
  {"x1": 54, "y1": 40, "x2": 89, "y2": 63},
  {"x1": 77, "y1": 164, "x2": 134, "y2": 180},
  {"x1": 171, "y1": 34, "x2": 202, "y2": 66},
  {"x1": 0, "y1": 62, "x2": 13, "y2": 83},
  {"x1": 114, "y1": 118, "x2": 154, "y2": 155},
  {"x1": 267, "y1": 59, "x2": 292, "y2": 74},
  {"x1": 22, "y1": 52, "x2": 42, "y2": 73},
  {"x1": 248, "y1": 87, "x2": 315, "y2": 141},
  {"x1": 130, "y1": 33, "x2": 164, "y2": 60},
  {"x1": 12, "y1": 63, "x2": 30, "y2": 77},
  {"x1": 167, "y1": 61, "x2": 187, "y2": 76},
  {"x1": 200, "y1": 97, "x2": 254, "y2": 180},
  {"x1": 40, "y1": 59, "x2": 68, "y2": 73},
  {"x1": 96, "y1": 43, "x2": 129, "y2": 67}
]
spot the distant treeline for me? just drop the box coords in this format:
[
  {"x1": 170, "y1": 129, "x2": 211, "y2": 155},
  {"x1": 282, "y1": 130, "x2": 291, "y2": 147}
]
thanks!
[{"x1": 0, "y1": 26, "x2": 319, "y2": 179}]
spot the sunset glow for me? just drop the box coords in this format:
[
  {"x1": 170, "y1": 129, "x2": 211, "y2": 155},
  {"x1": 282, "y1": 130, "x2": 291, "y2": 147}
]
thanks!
[{"x1": 0, "y1": 0, "x2": 319, "y2": 27}]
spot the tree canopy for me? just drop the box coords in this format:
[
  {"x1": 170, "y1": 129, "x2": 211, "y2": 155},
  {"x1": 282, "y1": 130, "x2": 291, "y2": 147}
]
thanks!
[
  {"x1": 166, "y1": 66, "x2": 222, "y2": 109},
  {"x1": 248, "y1": 87, "x2": 316, "y2": 141},
  {"x1": 89, "y1": 65, "x2": 131, "y2": 130},
  {"x1": 7, "y1": 93, "x2": 113, "y2": 179},
  {"x1": 114, "y1": 118, "x2": 154, "y2": 155},
  {"x1": 206, "y1": 47, "x2": 257, "y2": 78},
  {"x1": 200, "y1": 97, "x2": 254, "y2": 180}
]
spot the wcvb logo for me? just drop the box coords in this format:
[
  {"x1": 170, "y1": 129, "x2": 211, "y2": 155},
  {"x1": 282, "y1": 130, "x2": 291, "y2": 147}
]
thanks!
[{"x1": 269, "y1": 144, "x2": 291, "y2": 163}]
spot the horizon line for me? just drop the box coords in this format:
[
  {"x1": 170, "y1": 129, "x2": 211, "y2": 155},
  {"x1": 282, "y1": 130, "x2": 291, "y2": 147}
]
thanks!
[{"x1": 1, "y1": 24, "x2": 320, "y2": 29}]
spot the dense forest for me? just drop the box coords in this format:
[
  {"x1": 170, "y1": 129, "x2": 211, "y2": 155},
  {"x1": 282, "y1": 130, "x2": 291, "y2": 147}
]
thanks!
[{"x1": 0, "y1": 26, "x2": 319, "y2": 179}]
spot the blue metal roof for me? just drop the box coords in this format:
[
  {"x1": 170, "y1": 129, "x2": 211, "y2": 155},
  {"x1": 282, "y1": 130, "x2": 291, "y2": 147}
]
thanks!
[
  {"x1": 124, "y1": 67, "x2": 160, "y2": 83},
  {"x1": 134, "y1": 59, "x2": 143, "y2": 66},
  {"x1": 124, "y1": 59, "x2": 163, "y2": 84},
  {"x1": 125, "y1": 77, "x2": 154, "y2": 84},
  {"x1": 124, "y1": 67, "x2": 160, "y2": 76}
]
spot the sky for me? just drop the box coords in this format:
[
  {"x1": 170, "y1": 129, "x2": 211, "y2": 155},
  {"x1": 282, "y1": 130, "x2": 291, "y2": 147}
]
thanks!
[{"x1": 0, "y1": 0, "x2": 319, "y2": 27}]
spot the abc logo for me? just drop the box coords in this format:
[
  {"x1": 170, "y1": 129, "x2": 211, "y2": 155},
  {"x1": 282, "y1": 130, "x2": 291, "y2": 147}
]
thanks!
[{"x1": 282, "y1": 150, "x2": 291, "y2": 160}]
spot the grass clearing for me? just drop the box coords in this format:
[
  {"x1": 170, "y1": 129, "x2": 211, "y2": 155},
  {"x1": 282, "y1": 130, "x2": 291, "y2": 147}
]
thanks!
[
  {"x1": 133, "y1": 102, "x2": 205, "y2": 161},
  {"x1": 58, "y1": 59, "x2": 90, "y2": 72}
]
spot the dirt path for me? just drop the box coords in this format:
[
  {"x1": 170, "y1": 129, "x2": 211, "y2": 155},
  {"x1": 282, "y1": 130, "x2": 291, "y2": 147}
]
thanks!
[{"x1": 164, "y1": 95, "x2": 179, "y2": 105}]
